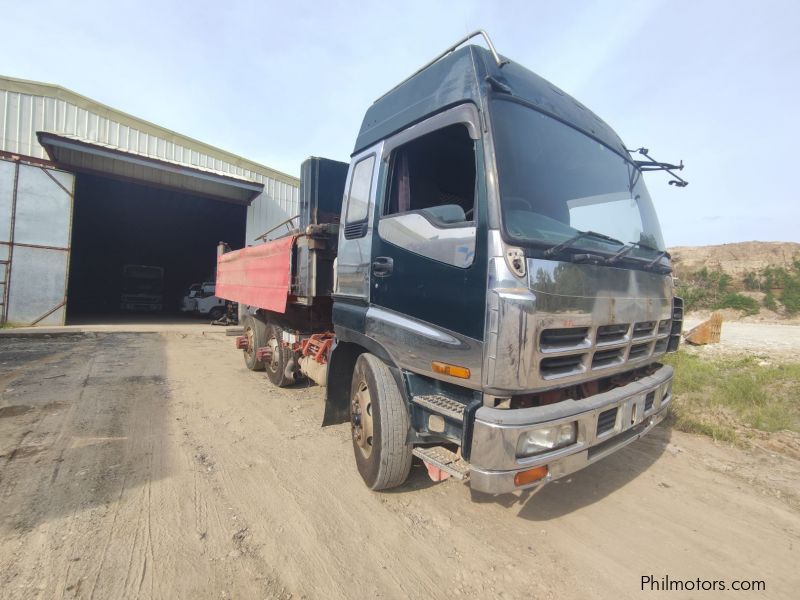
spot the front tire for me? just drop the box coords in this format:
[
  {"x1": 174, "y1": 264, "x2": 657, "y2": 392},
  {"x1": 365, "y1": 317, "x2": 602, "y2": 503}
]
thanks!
[
  {"x1": 350, "y1": 353, "x2": 412, "y2": 490},
  {"x1": 242, "y1": 314, "x2": 267, "y2": 371}
]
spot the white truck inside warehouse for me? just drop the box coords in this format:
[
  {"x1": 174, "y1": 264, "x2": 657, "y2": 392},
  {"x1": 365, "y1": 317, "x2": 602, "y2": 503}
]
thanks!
[{"x1": 215, "y1": 31, "x2": 688, "y2": 495}]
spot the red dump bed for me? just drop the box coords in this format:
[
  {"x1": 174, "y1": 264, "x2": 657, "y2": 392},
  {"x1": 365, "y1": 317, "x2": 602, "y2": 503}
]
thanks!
[{"x1": 216, "y1": 236, "x2": 296, "y2": 313}]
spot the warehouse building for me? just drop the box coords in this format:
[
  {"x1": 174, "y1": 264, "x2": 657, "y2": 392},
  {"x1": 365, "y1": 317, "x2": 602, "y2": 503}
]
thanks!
[{"x1": 0, "y1": 75, "x2": 299, "y2": 326}]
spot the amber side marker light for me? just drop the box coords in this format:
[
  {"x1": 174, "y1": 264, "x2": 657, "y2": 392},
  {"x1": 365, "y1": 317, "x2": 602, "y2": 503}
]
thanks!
[
  {"x1": 431, "y1": 361, "x2": 471, "y2": 379},
  {"x1": 514, "y1": 465, "x2": 549, "y2": 487}
]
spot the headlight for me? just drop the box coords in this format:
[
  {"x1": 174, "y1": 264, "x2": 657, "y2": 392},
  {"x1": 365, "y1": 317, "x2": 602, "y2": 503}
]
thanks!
[{"x1": 516, "y1": 422, "x2": 577, "y2": 457}]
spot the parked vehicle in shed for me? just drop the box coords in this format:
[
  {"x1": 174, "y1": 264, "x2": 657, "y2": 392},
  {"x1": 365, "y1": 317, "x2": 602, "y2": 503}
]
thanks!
[
  {"x1": 181, "y1": 281, "x2": 226, "y2": 320},
  {"x1": 120, "y1": 265, "x2": 164, "y2": 312},
  {"x1": 181, "y1": 284, "x2": 203, "y2": 312},
  {"x1": 216, "y1": 31, "x2": 687, "y2": 495}
]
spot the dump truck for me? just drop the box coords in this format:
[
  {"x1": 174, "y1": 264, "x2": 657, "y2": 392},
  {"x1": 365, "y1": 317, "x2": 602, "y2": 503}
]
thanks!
[
  {"x1": 216, "y1": 31, "x2": 686, "y2": 494},
  {"x1": 120, "y1": 264, "x2": 164, "y2": 312}
]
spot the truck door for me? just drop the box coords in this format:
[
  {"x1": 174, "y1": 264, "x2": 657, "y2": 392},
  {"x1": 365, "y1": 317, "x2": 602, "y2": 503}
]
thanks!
[{"x1": 368, "y1": 106, "x2": 487, "y2": 375}]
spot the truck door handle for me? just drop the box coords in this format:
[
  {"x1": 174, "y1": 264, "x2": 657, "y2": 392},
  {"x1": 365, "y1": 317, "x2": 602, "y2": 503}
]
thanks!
[{"x1": 372, "y1": 256, "x2": 393, "y2": 277}]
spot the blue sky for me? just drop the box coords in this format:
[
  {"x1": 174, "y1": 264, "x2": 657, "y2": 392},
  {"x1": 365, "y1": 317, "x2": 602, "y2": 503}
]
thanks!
[{"x1": 4, "y1": 0, "x2": 799, "y2": 246}]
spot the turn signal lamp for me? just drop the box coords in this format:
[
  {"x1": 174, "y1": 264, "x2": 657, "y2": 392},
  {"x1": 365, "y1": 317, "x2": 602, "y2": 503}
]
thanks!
[
  {"x1": 514, "y1": 466, "x2": 549, "y2": 487},
  {"x1": 432, "y1": 362, "x2": 471, "y2": 379}
]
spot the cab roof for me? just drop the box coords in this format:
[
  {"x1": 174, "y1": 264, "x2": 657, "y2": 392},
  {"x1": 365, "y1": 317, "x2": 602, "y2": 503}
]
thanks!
[{"x1": 354, "y1": 45, "x2": 628, "y2": 158}]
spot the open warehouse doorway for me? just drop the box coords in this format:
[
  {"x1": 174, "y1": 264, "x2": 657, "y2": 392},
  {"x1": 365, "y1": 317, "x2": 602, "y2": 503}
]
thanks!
[
  {"x1": 0, "y1": 76, "x2": 299, "y2": 326},
  {"x1": 66, "y1": 173, "x2": 246, "y2": 322}
]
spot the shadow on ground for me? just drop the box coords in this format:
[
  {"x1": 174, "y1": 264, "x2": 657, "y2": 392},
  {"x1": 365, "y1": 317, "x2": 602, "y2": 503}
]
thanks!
[
  {"x1": 0, "y1": 333, "x2": 172, "y2": 533},
  {"x1": 469, "y1": 426, "x2": 672, "y2": 520}
]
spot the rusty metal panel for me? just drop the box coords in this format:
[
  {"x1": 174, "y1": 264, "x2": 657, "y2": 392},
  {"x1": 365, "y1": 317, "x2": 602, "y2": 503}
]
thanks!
[
  {"x1": 0, "y1": 159, "x2": 14, "y2": 243},
  {"x1": 684, "y1": 313, "x2": 723, "y2": 345},
  {"x1": 0, "y1": 158, "x2": 73, "y2": 326},
  {"x1": 13, "y1": 165, "x2": 72, "y2": 248},
  {"x1": 216, "y1": 236, "x2": 296, "y2": 314},
  {"x1": 7, "y1": 246, "x2": 69, "y2": 325}
]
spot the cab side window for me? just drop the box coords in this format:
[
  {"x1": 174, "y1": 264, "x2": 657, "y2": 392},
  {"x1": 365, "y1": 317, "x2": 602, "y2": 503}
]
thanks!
[
  {"x1": 384, "y1": 124, "x2": 475, "y2": 224},
  {"x1": 343, "y1": 155, "x2": 375, "y2": 239},
  {"x1": 379, "y1": 124, "x2": 477, "y2": 267}
]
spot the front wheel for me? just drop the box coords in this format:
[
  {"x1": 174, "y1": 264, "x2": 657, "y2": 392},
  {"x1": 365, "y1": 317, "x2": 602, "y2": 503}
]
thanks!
[{"x1": 350, "y1": 353, "x2": 412, "y2": 490}]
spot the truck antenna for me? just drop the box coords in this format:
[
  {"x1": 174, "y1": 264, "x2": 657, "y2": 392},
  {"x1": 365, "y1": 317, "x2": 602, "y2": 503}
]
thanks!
[{"x1": 376, "y1": 30, "x2": 507, "y2": 102}]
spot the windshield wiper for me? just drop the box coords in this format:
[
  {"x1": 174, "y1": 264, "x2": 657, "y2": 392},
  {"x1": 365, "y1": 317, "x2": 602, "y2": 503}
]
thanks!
[
  {"x1": 645, "y1": 250, "x2": 671, "y2": 269},
  {"x1": 543, "y1": 230, "x2": 625, "y2": 258},
  {"x1": 610, "y1": 241, "x2": 672, "y2": 272}
]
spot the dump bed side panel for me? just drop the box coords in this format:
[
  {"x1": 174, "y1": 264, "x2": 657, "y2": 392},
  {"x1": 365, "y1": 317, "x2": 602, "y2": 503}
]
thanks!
[{"x1": 216, "y1": 236, "x2": 296, "y2": 313}]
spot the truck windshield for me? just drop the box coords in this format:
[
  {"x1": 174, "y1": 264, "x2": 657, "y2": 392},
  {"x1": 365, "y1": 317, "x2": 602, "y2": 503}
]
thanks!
[{"x1": 490, "y1": 100, "x2": 666, "y2": 260}]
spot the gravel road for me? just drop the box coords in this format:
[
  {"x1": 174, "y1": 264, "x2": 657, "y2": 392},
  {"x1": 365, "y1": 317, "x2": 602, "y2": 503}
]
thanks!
[
  {"x1": 683, "y1": 317, "x2": 800, "y2": 356},
  {"x1": 1, "y1": 331, "x2": 798, "y2": 599}
]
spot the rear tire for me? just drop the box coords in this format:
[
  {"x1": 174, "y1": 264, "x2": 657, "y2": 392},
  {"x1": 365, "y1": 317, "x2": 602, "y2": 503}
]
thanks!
[
  {"x1": 350, "y1": 353, "x2": 412, "y2": 490},
  {"x1": 242, "y1": 314, "x2": 266, "y2": 371},
  {"x1": 264, "y1": 324, "x2": 296, "y2": 387}
]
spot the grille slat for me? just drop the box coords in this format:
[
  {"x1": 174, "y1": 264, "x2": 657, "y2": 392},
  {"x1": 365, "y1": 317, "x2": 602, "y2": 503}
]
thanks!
[
  {"x1": 592, "y1": 348, "x2": 623, "y2": 369},
  {"x1": 628, "y1": 342, "x2": 651, "y2": 360},
  {"x1": 596, "y1": 323, "x2": 629, "y2": 345},
  {"x1": 657, "y1": 320, "x2": 671, "y2": 335},
  {"x1": 644, "y1": 391, "x2": 655, "y2": 412},
  {"x1": 540, "y1": 327, "x2": 589, "y2": 350},
  {"x1": 344, "y1": 222, "x2": 366, "y2": 239},
  {"x1": 540, "y1": 354, "x2": 585, "y2": 378},
  {"x1": 632, "y1": 321, "x2": 656, "y2": 338},
  {"x1": 597, "y1": 407, "x2": 618, "y2": 435}
]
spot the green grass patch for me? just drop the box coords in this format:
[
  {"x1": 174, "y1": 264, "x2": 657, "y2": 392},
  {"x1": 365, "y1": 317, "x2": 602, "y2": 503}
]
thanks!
[
  {"x1": 714, "y1": 292, "x2": 759, "y2": 315},
  {"x1": 661, "y1": 351, "x2": 800, "y2": 442}
]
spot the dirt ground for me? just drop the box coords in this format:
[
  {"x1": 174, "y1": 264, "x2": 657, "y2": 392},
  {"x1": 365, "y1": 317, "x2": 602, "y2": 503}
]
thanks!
[{"x1": 1, "y1": 329, "x2": 799, "y2": 599}]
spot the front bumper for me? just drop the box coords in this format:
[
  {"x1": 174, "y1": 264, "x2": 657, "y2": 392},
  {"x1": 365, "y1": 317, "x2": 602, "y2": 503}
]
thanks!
[{"x1": 468, "y1": 364, "x2": 673, "y2": 494}]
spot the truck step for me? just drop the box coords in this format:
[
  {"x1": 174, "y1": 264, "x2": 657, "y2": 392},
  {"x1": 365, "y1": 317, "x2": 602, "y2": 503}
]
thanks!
[
  {"x1": 412, "y1": 446, "x2": 470, "y2": 480},
  {"x1": 411, "y1": 394, "x2": 467, "y2": 422}
]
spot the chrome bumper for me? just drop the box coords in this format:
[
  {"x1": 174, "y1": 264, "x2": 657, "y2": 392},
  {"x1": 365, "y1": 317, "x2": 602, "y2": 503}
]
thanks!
[{"x1": 468, "y1": 364, "x2": 673, "y2": 494}]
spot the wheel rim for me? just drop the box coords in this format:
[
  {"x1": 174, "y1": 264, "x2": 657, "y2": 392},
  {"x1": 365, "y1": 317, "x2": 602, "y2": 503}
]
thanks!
[
  {"x1": 245, "y1": 326, "x2": 255, "y2": 359},
  {"x1": 351, "y1": 379, "x2": 373, "y2": 459},
  {"x1": 266, "y1": 335, "x2": 280, "y2": 373}
]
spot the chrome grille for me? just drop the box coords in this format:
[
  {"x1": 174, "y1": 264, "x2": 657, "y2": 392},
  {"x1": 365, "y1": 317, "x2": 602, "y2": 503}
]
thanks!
[{"x1": 537, "y1": 317, "x2": 671, "y2": 381}]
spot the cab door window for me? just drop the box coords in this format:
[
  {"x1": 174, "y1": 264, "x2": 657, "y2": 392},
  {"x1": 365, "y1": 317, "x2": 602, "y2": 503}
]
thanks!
[{"x1": 379, "y1": 124, "x2": 476, "y2": 267}]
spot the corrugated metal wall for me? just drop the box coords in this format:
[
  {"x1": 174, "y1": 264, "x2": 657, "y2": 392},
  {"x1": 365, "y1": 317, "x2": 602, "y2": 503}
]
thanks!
[
  {"x1": 0, "y1": 77, "x2": 299, "y2": 246},
  {"x1": 246, "y1": 179, "x2": 300, "y2": 243}
]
